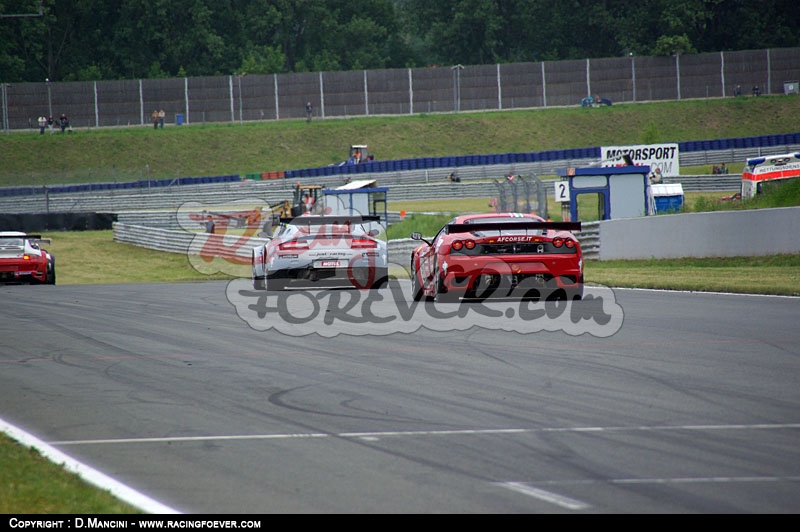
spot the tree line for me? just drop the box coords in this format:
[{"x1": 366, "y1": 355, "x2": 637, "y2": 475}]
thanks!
[{"x1": 1, "y1": 0, "x2": 797, "y2": 83}]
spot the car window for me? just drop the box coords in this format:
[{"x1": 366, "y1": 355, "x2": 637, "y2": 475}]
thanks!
[
  {"x1": 463, "y1": 217, "x2": 546, "y2": 235},
  {"x1": 0, "y1": 238, "x2": 23, "y2": 247}
]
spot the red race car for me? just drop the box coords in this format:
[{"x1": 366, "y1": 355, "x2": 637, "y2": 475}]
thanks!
[
  {"x1": 0, "y1": 231, "x2": 56, "y2": 285},
  {"x1": 410, "y1": 213, "x2": 583, "y2": 302}
]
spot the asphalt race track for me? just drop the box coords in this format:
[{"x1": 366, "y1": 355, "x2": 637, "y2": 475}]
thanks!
[{"x1": 1, "y1": 280, "x2": 799, "y2": 514}]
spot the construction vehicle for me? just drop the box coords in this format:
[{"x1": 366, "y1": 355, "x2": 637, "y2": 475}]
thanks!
[
  {"x1": 290, "y1": 184, "x2": 323, "y2": 216},
  {"x1": 196, "y1": 184, "x2": 325, "y2": 238},
  {"x1": 348, "y1": 144, "x2": 369, "y2": 164}
]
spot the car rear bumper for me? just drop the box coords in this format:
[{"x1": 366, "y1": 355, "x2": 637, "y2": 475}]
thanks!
[
  {"x1": 268, "y1": 265, "x2": 388, "y2": 288},
  {"x1": 442, "y1": 257, "x2": 583, "y2": 298},
  {"x1": 0, "y1": 268, "x2": 46, "y2": 283}
]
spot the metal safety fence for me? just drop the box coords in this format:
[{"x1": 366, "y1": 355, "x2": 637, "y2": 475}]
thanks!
[{"x1": 2, "y1": 47, "x2": 799, "y2": 131}]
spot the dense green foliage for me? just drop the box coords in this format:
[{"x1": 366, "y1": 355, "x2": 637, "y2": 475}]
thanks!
[{"x1": 1, "y1": 0, "x2": 798, "y2": 82}]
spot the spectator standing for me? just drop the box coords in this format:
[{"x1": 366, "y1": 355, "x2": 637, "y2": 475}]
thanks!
[
  {"x1": 151, "y1": 109, "x2": 159, "y2": 129},
  {"x1": 47, "y1": 115, "x2": 55, "y2": 133},
  {"x1": 37, "y1": 115, "x2": 47, "y2": 134},
  {"x1": 59, "y1": 113, "x2": 71, "y2": 133},
  {"x1": 158, "y1": 109, "x2": 166, "y2": 129},
  {"x1": 204, "y1": 215, "x2": 215, "y2": 234},
  {"x1": 305, "y1": 101, "x2": 312, "y2": 122}
]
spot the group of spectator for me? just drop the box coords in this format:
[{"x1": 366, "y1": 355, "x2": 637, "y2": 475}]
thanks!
[
  {"x1": 733, "y1": 85, "x2": 761, "y2": 97},
  {"x1": 151, "y1": 109, "x2": 166, "y2": 129},
  {"x1": 36, "y1": 113, "x2": 71, "y2": 134},
  {"x1": 37, "y1": 109, "x2": 169, "y2": 133},
  {"x1": 712, "y1": 163, "x2": 729, "y2": 174}
]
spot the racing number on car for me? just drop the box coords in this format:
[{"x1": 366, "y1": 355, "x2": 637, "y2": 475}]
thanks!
[{"x1": 554, "y1": 181, "x2": 570, "y2": 203}]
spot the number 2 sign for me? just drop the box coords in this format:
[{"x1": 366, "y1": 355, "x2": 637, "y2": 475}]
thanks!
[{"x1": 554, "y1": 181, "x2": 570, "y2": 203}]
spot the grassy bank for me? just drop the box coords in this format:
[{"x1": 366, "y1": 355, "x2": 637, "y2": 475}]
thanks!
[{"x1": 2, "y1": 95, "x2": 800, "y2": 187}]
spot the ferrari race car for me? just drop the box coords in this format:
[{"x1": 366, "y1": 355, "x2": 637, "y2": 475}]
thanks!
[
  {"x1": 410, "y1": 213, "x2": 583, "y2": 302},
  {"x1": 0, "y1": 231, "x2": 56, "y2": 285},
  {"x1": 251, "y1": 215, "x2": 388, "y2": 290}
]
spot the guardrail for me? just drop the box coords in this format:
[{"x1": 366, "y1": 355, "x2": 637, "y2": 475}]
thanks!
[
  {"x1": 0, "y1": 169, "x2": 742, "y2": 216},
  {"x1": 574, "y1": 222, "x2": 601, "y2": 260},
  {"x1": 113, "y1": 222, "x2": 416, "y2": 272},
  {"x1": 114, "y1": 216, "x2": 604, "y2": 270},
  {"x1": 3, "y1": 136, "x2": 796, "y2": 205}
]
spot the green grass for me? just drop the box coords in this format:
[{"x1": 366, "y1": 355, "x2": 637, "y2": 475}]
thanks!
[
  {"x1": 3, "y1": 95, "x2": 800, "y2": 515},
  {"x1": 0, "y1": 438, "x2": 141, "y2": 514},
  {"x1": 2, "y1": 95, "x2": 800, "y2": 187},
  {"x1": 685, "y1": 176, "x2": 800, "y2": 212},
  {"x1": 585, "y1": 254, "x2": 800, "y2": 296}
]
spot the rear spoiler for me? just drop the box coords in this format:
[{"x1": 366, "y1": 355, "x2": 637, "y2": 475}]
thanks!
[
  {"x1": 447, "y1": 221, "x2": 581, "y2": 234},
  {"x1": 28, "y1": 235, "x2": 52, "y2": 245},
  {"x1": 280, "y1": 215, "x2": 381, "y2": 225}
]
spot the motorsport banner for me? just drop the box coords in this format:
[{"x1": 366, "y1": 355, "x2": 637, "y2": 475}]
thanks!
[{"x1": 600, "y1": 143, "x2": 680, "y2": 177}]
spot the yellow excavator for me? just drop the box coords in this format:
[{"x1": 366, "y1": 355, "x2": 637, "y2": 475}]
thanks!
[{"x1": 289, "y1": 184, "x2": 323, "y2": 217}]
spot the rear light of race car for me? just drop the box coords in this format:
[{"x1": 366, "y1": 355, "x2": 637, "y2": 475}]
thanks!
[
  {"x1": 450, "y1": 239, "x2": 475, "y2": 251},
  {"x1": 552, "y1": 237, "x2": 577, "y2": 249},
  {"x1": 279, "y1": 240, "x2": 309, "y2": 251},
  {"x1": 351, "y1": 238, "x2": 377, "y2": 249}
]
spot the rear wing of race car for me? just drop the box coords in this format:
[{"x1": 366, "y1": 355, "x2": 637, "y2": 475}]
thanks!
[
  {"x1": 280, "y1": 215, "x2": 381, "y2": 225},
  {"x1": 28, "y1": 235, "x2": 52, "y2": 245},
  {"x1": 446, "y1": 221, "x2": 582, "y2": 234}
]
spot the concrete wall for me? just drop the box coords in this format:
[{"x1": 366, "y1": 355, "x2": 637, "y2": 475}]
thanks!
[{"x1": 598, "y1": 206, "x2": 800, "y2": 260}]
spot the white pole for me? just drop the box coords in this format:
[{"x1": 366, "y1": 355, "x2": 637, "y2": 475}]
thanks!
[
  {"x1": 408, "y1": 68, "x2": 413, "y2": 115},
  {"x1": 586, "y1": 58, "x2": 591, "y2": 97},
  {"x1": 541, "y1": 62, "x2": 547, "y2": 107},
  {"x1": 138, "y1": 79, "x2": 143, "y2": 125},
  {"x1": 497, "y1": 63, "x2": 502, "y2": 110},
  {"x1": 184, "y1": 77, "x2": 189, "y2": 124},
  {"x1": 274, "y1": 74, "x2": 279, "y2": 120},
  {"x1": 228, "y1": 75, "x2": 234, "y2": 123},
  {"x1": 319, "y1": 71, "x2": 325, "y2": 119},
  {"x1": 364, "y1": 70, "x2": 369, "y2": 116},
  {"x1": 93, "y1": 81, "x2": 99, "y2": 128}
]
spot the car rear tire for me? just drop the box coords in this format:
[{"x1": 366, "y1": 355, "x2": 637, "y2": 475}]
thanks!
[
  {"x1": 252, "y1": 253, "x2": 266, "y2": 290},
  {"x1": 45, "y1": 257, "x2": 56, "y2": 285},
  {"x1": 410, "y1": 262, "x2": 424, "y2": 301},
  {"x1": 369, "y1": 268, "x2": 389, "y2": 290},
  {"x1": 433, "y1": 261, "x2": 457, "y2": 303},
  {"x1": 266, "y1": 278, "x2": 286, "y2": 291}
]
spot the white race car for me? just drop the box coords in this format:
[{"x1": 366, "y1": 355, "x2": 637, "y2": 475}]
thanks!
[
  {"x1": 251, "y1": 215, "x2": 388, "y2": 290},
  {"x1": 0, "y1": 231, "x2": 56, "y2": 285}
]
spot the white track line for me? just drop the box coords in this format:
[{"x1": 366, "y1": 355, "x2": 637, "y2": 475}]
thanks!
[
  {"x1": 48, "y1": 422, "x2": 800, "y2": 446},
  {"x1": 9, "y1": 421, "x2": 800, "y2": 513},
  {"x1": 497, "y1": 482, "x2": 591, "y2": 510},
  {"x1": 1, "y1": 417, "x2": 181, "y2": 514}
]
